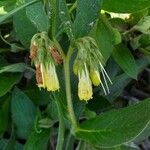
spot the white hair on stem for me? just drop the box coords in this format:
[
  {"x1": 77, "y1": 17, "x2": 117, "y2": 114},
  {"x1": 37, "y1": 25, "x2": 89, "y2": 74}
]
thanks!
[
  {"x1": 99, "y1": 62, "x2": 113, "y2": 84},
  {"x1": 100, "y1": 79, "x2": 107, "y2": 95},
  {"x1": 101, "y1": 69, "x2": 110, "y2": 94}
]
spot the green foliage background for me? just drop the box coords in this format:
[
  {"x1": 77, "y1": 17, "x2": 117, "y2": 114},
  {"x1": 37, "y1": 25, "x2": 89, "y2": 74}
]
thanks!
[{"x1": 0, "y1": 0, "x2": 150, "y2": 149}]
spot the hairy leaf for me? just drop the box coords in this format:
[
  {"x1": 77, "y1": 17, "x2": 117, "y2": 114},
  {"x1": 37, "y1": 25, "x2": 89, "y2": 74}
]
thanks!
[
  {"x1": 113, "y1": 44, "x2": 138, "y2": 79},
  {"x1": 11, "y1": 88, "x2": 36, "y2": 139},
  {"x1": 0, "y1": 73, "x2": 21, "y2": 97},
  {"x1": 26, "y1": 1, "x2": 49, "y2": 32},
  {"x1": 102, "y1": 0, "x2": 150, "y2": 13},
  {"x1": 76, "y1": 98, "x2": 150, "y2": 148},
  {"x1": 73, "y1": 0, "x2": 102, "y2": 38},
  {"x1": 24, "y1": 129, "x2": 50, "y2": 150},
  {"x1": 13, "y1": 9, "x2": 37, "y2": 48}
]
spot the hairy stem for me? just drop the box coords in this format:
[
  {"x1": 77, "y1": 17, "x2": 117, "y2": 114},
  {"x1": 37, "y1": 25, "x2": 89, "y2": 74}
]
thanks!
[
  {"x1": 64, "y1": 46, "x2": 78, "y2": 131},
  {"x1": 51, "y1": 0, "x2": 57, "y2": 38},
  {"x1": 69, "y1": 1, "x2": 77, "y2": 14},
  {"x1": 54, "y1": 94, "x2": 65, "y2": 150}
]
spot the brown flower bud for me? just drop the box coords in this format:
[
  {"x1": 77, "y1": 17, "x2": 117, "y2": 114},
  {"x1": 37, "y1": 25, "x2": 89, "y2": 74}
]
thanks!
[
  {"x1": 36, "y1": 64, "x2": 43, "y2": 85},
  {"x1": 50, "y1": 47, "x2": 63, "y2": 64},
  {"x1": 30, "y1": 42, "x2": 37, "y2": 60}
]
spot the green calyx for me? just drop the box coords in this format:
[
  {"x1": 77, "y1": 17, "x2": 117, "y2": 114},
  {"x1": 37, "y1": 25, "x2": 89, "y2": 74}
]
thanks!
[
  {"x1": 73, "y1": 36, "x2": 104, "y2": 76},
  {"x1": 30, "y1": 32, "x2": 56, "y2": 66}
]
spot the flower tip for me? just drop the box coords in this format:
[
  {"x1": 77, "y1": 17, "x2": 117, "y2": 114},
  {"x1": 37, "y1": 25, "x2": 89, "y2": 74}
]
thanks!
[
  {"x1": 90, "y1": 70, "x2": 101, "y2": 86},
  {"x1": 78, "y1": 67, "x2": 93, "y2": 101}
]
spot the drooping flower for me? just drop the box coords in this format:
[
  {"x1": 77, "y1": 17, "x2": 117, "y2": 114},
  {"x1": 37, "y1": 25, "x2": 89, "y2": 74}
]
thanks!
[
  {"x1": 30, "y1": 32, "x2": 61, "y2": 92},
  {"x1": 45, "y1": 63, "x2": 60, "y2": 91},
  {"x1": 35, "y1": 62, "x2": 60, "y2": 91},
  {"x1": 78, "y1": 64, "x2": 93, "y2": 101},
  {"x1": 74, "y1": 36, "x2": 113, "y2": 99},
  {"x1": 90, "y1": 69, "x2": 101, "y2": 86}
]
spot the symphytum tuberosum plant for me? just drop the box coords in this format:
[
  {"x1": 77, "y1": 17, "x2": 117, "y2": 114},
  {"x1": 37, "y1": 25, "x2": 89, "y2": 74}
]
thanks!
[{"x1": 0, "y1": 0, "x2": 150, "y2": 149}]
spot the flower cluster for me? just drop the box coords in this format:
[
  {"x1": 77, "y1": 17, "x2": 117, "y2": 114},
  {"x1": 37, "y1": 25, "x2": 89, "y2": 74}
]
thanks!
[
  {"x1": 73, "y1": 37, "x2": 112, "y2": 101},
  {"x1": 30, "y1": 32, "x2": 62, "y2": 91}
]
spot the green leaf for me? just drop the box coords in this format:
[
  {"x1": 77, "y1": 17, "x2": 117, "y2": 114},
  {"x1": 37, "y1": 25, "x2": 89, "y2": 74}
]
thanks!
[
  {"x1": 109, "y1": 18, "x2": 128, "y2": 32},
  {"x1": 25, "y1": 1, "x2": 49, "y2": 32},
  {"x1": 4, "y1": 125, "x2": 16, "y2": 150},
  {"x1": 84, "y1": 108, "x2": 96, "y2": 120},
  {"x1": 13, "y1": 9, "x2": 37, "y2": 48},
  {"x1": 113, "y1": 44, "x2": 138, "y2": 79},
  {"x1": 0, "y1": 63, "x2": 26, "y2": 73},
  {"x1": 0, "y1": 0, "x2": 17, "y2": 12},
  {"x1": 73, "y1": 0, "x2": 102, "y2": 38},
  {"x1": 0, "y1": 139, "x2": 8, "y2": 150},
  {"x1": 0, "y1": 0, "x2": 38, "y2": 24},
  {"x1": 15, "y1": 142, "x2": 23, "y2": 150},
  {"x1": 111, "y1": 28, "x2": 122, "y2": 45},
  {"x1": 11, "y1": 88, "x2": 36, "y2": 139},
  {"x1": 77, "y1": 142, "x2": 139, "y2": 150},
  {"x1": 106, "y1": 73, "x2": 130, "y2": 101},
  {"x1": 101, "y1": 144, "x2": 139, "y2": 150},
  {"x1": 106, "y1": 58, "x2": 149, "y2": 101},
  {"x1": 128, "y1": 9, "x2": 149, "y2": 26},
  {"x1": 140, "y1": 34, "x2": 150, "y2": 47},
  {"x1": 132, "y1": 16, "x2": 150, "y2": 34},
  {"x1": 87, "y1": 94, "x2": 111, "y2": 112},
  {"x1": 0, "y1": 56, "x2": 8, "y2": 67},
  {"x1": 93, "y1": 15, "x2": 114, "y2": 61},
  {"x1": 0, "y1": 139, "x2": 23, "y2": 150},
  {"x1": 102, "y1": 0, "x2": 150, "y2": 13},
  {"x1": 24, "y1": 129, "x2": 50, "y2": 150},
  {"x1": 0, "y1": 95, "x2": 10, "y2": 135},
  {"x1": 76, "y1": 98, "x2": 150, "y2": 148},
  {"x1": 24, "y1": 86, "x2": 50, "y2": 105},
  {"x1": 47, "y1": 99, "x2": 58, "y2": 121},
  {"x1": 59, "y1": 0, "x2": 74, "y2": 40},
  {"x1": 133, "y1": 121, "x2": 150, "y2": 143},
  {"x1": 38, "y1": 118, "x2": 55, "y2": 128},
  {"x1": 76, "y1": 141, "x2": 97, "y2": 150},
  {"x1": 0, "y1": 73, "x2": 21, "y2": 97}
]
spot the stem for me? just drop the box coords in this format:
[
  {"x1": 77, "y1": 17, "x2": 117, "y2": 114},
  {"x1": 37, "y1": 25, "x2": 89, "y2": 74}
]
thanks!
[
  {"x1": 53, "y1": 39, "x2": 65, "y2": 59},
  {"x1": 0, "y1": 32, "x2": 25, "y2": 50},
  {"x1": 54, "y1": 94, "x2": 65, "y2": 150},
  {"x1": 75, "y1": 141, "x2": 82, "y2": 150},
  {"x1": 65, "y1": 132, "x2": 74, "y2": 150},
  {"x1": 51, "y1": 0, "x2": 57, "y2": 38},
  {"x1": 64, "y1": 46, "x2": 78, "y2": 131},
  {"x1": 69, "y1": 1, "x2": 77, "y2": 14}
]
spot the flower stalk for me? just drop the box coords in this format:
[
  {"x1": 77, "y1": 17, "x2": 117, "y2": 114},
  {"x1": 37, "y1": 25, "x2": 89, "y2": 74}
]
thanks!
[
  {"x1": 54, "y1": 94, "x2": 65, "y2": 150},
  {"x1": 64, "y1": 46, "x2": 78, "y2": 131}
]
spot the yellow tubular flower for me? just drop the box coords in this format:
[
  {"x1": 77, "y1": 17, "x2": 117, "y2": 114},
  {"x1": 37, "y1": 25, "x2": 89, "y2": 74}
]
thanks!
[
  {"x1": 90, "y1": 70, "x2": 101, "y2": 86},
  {"x1": 45, "y1": 63, "x2": 60, "y2": 91},
  {"x1": 78, "y1": 65, "x2": 93, "y2": 101}
]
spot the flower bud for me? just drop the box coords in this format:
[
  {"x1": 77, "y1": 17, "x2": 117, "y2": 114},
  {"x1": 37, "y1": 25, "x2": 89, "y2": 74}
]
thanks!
[
  {"x1": 90, "y1": 70, "x2": 101, "y2": 86},
  {"x1": 36, "y1": 64, "x2": 43, "y2": 87},
  {"x1": 73, "y1": 61, "x2": 79, "y2": 76},
  {"x1": 50, "y1": 47, "x2": 63, "y2": 64},
  {"x1": 30, "y1": 42, "x2": 37, "y2": 60}
]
